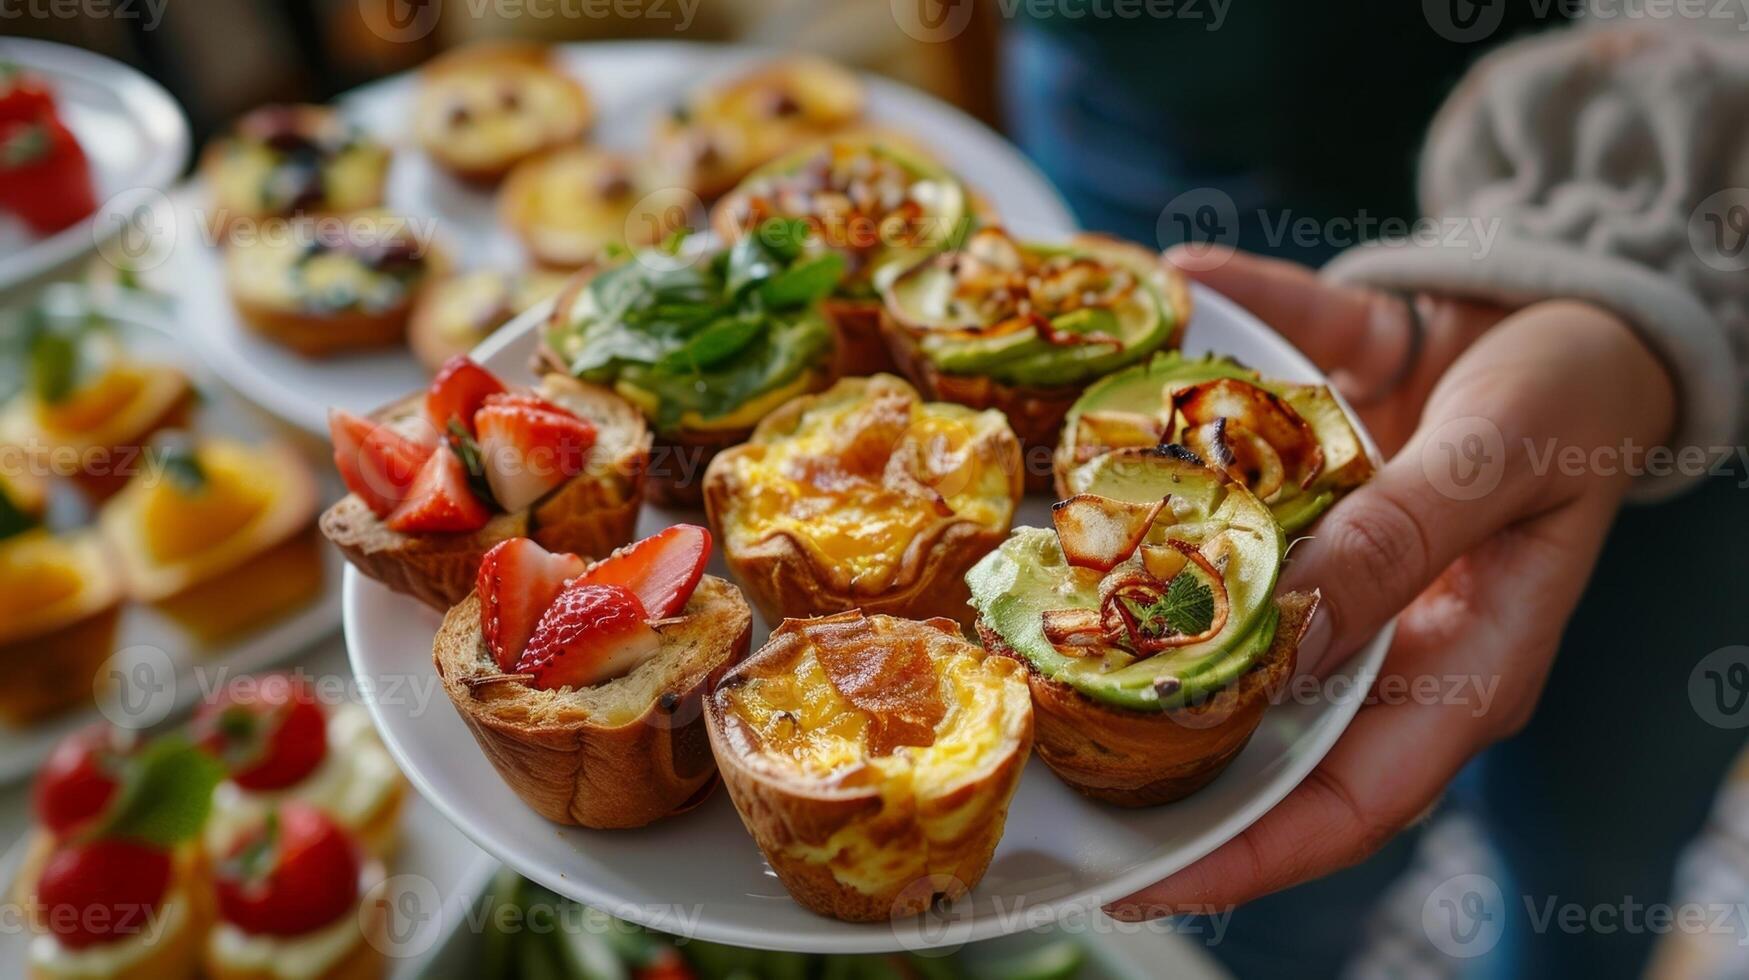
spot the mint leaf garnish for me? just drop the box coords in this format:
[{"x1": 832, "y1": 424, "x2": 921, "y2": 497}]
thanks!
[
  {"x1": 1160, "y1": 572, "x2": 1216, "y2": 637},
  {"x1": 97, "y1": 737, "x2": 223, "y2": 847}
]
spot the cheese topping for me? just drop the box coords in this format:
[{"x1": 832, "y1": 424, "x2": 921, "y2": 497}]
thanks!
[{"x1": 416, "y1": 62, "x2": 587, "y2": 170}]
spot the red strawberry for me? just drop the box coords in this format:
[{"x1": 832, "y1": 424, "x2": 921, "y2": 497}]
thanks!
[
  {"x1": 386, "y1": 446, "x2": 491, "y2": 533},
  {"x1": 37, "y1": 839, "x2": 172, "y2": 950},
  {"x1": 576, "y1": 525, "x2": 711, "y2": 619},
  {"x1": 33, "y1": 726, "x2": 132, "y2": 837},
  {"x1": 514, "y1": 584, "x2": 660, "y2": 690},
  {"x1": 215, "y1": 802, "x2": 361, "y2": 937},
  {"x1": 329, "y1": 408, "x2": 434, "y2": 518},
  {"x1": 476, "y1": 538, "x2": 587, "y2": 671},
  {"x1": 474, "y1": 394, "x2": 597, "y2": 512},
  {"x1": 195, "y1": 674, "x2": 329, "y2": 792},
  {"x1": 425, "y1": 355, "x2": 505, "y2": 434}
]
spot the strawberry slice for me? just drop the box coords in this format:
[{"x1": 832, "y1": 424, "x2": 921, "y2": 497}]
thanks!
[
  {"x1": 576, "y1": 524, "x2": 711, "y2": 619},
  {"x1": 194, "y1": 674, "x2": 329, "y2": 792},
  {"x1": 425, "y1": 355, "x2": 506, "y2": 435},
  {"x1": 215, "y1": 802, "x2": 360, "y2": 937},
  {"x1": 514, "y1": 583, "x2": 661, "y2": 690},
  {"x1": 37, "y1": 839, "x2": 172, "y2": 950},
  {"x1": 476, "y1": 538, "x2": 587, "y2": 671},
  {"x1": 329, "y1": 408, "x2": 434, "y2": 518},
  {"x1": 474, "y1": 393, "x2": 597, "y2": 513},
  {"x1": 386, "y1": 446, "x2": 491, "y2": 533},
  {"x1": 33, "y1": 726, "x2": 133, "y2": 837}
]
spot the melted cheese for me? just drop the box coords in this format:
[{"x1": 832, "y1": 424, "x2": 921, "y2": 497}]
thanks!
[{"x1": 415, "y1": 64, "x2": 587, "y2": 170}]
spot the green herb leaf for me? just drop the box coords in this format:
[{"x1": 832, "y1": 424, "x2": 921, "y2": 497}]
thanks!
[
  {"x1": 1159, "y1": 572, "x2": 1216, "y2": 637},
  {"x1": 757, "y1": 252, "x2": 845, "y2": 310},
  {"x1": 159, "y1": 439, "x2": 208, "y2": 494},
  {"x1": 445, "y1": 420, "x2": 497, "y2": 509},
  {"x1": 723, "y1": 234, "x2": 781, "y2": 298},
  {"x1": 653, "y1": 314, "x2": 766, "y2": 374},
  {"x1": 97, "y1": 737, "x2": 223, "y2": 847},
  {"x1": 0, "y1": 484, "x2": 36, "y2": 542},
  {"x1": 28, "y1": 325, "x2": 78, "y2": 404}
]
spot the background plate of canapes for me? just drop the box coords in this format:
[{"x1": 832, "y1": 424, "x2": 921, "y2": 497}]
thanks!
[
  {"x1": 172, "y1": 41, "x2": 1077, "y2": 439},
  {"x1": 0, "y1": 38, "x2": 190, "y2": 291},
  {"x1": 343, "y1": 286, "x2": 1395, "y2": 954},
  {"x1": 0, "y1": 294, "x2": 344, "y2": 784}
]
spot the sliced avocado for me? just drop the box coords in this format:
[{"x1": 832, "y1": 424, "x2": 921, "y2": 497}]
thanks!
[{"x1": 968, "y1": 450, "x2": 1285, "y2": 712}]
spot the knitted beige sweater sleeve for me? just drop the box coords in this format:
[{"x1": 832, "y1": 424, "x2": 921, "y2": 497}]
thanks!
[{"x1": 1323, "y1": 26, "x2": 1749, "y2": 501}]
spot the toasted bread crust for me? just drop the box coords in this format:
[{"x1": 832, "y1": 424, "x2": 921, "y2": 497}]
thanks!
[
  {"x1": 0, "y1": 605, "x2": 121, "y2": 726},
  {"x1": 320, "y1": 375, "x2": 649, "y2": 610},
  {"x1": 979, "y1": 591, "x2": 1317, "y2": 807},
  {"x1": 434, "y1": 577, "x2": 752, "y2": 828},
  {"x1": 822, "y1": 298, "x2": 896, "y2": 378},
  {"x1": 19, "y1": 834, "x2": 212, "y2": 980}
]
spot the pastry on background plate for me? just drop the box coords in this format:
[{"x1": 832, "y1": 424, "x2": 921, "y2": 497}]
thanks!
[
  {"x1": 413, "y1": 41, "x2": 593, "y2": 185},
  {"x1": 497, "y1": 147, "x2": 696, "y2": 269},
  {"x1": 434, "y1": 526, "x2": 751, "y2": 828},
  {"x1": 706, "y1": 610, "x2": 1032, "y2": 922},
  {"x1": 704, "y1": 374, "x2": 1020, "y2": 628},
  {"x1": 880, "y1": 227, "x2": 1191, "y2": 489},
  {"x1": 968, "y1": 445, "x2": 1325, "y2": 806},
  {"x1": 224, "y1": 210, "x2": 447, "y2": 357},
  {"x1": 650, "y1": 57, "x2": 865, "y2": 200},
  {"x1": 320, "y1": 356, "x2": 648, "y2": 610},
  {"x1": 1056, "y1": 351, "x2": 1374, "y2": 533},
  {"x1": 202, "y1": 104, "x2": 390, "y2": 237},
  {"x1": 541, "y1": 220, "x2": 839, "y2": 505},
  {"x1": 0, "y1": 529, "x2": 123, "y2": 725},
  {"x1": 407, "y1": 267, "x2": 570, "y2": 372}
]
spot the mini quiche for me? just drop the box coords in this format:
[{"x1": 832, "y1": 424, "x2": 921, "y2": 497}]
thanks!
[
  {"x1": 1057, "y1": 352, "x2": 1374, "y2": 533},
  {"x1": 434, "y1": 527, "x2": 752, "y2": 828},
  {"x1": 498, "y1": 147, "x2": 697, "y2": 269},
  {"x1": 880, "y1": 228, "x2": 1191, "y2": 489},
  {"x1": 967, "y1": 446, "x2": 1319, "y2": 806},
  {"x1": 408, "y1": 267, "x2": 571, "y2": 371},
  {"x1": 320, "y1": 356, "x2": 649, "y2": 610},
  {"x1": 706, "y1": 611, "x2": 1032, "y2": 922},
  {"x1": 202, "y1": 104, "x2": 390, "y2": 236},
  {"x1": 0, "y1": 327, "x2": 192, "y2": 500},
  {"x1": 224, "y1": 210, "x2": 448, "y2": 357},
  {"x1": 413, "y1": 41, "x2": 593, "y2": 185},
  {"x1": 100, "y1": 434, "x2": 323, "y2": 643},
  {"x1": 712, "y1": 134, "x2": 985, "y2": 375},
  {"x1": 0, "y1": 529, "x2": 122, "y2": 725},
  {"x1": 703, "y1": 374, "x2": 1020, "y2": 628},
  {"x1": 542, "y1": 221, "x2": 839, "y2": 506},
  {"x1": 650, "y1": 57, "x2": 865, "y2": 201}
]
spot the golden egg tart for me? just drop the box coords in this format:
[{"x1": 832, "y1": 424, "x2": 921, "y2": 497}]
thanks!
[
  {"x1": 703, "y1": 374, "x2": 1020, "y2": 628},
  {"x1": 498, "y1": 147, "x2": 697, "y2": 269},
  {"x1": 224, "y1": 211, "x2": 448, "y2": 357},
  {"x1": 706, "y1": 611, "x2": 1033, "y2": 922},
  {"x1": 413, "y1": 41, "x2": 593, "y2": 185},
  {"x1": 0, "y1": 529, "x2": 123, "y2": 724},
  {"x1": 1056, "y1": 352, "x2": 1374, "y2": 533},
  {"x1": 202, "y1": 104, "x2": 390, "y2": 237},
  {"x1": 100, "y1": 437, "x2": 322, "y2": 642},
  {"x1": 407, "y1": 267, "x2": 570, "y2": 372},
  {"x1": 650, "y1": 57, "x2": 865, "y2": 200}
]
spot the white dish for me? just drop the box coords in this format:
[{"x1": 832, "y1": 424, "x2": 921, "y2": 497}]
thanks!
[
  {"x1": 173, "y1": 41, "x2": 1078, "y2": 436},
  {"x1": 0, "y1": 300, "x2": 343, "y2": 784},
  {"x1": 0, "y1": 38, "x2": 190, "y2": 292},
  {"x1": 345, "y1": 283, "x2": 1393, "y2": 954}
]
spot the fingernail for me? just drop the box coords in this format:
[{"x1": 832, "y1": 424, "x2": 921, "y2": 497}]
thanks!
[{"x1": 1296, "y1": 605, "x2": 1333, "y2": 676}]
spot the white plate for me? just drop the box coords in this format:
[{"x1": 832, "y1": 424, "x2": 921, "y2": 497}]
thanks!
[
  {"x1": 0, "y1": 300, "x2": 343, "y2": 784},
  {"x1": 173, "y1": 41, "x2": 1078, "y2": 436},
  {"x1": 345, "y1": 284, "x2": 1394, "y2": 954},
  {"x1": 0, "y1": 39, "x2": 190, "y2": 292}
]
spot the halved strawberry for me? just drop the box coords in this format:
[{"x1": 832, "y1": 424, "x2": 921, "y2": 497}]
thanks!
[
  {"x1": 33, "y1": 726, "x2": 133, "y2": 837},
  {"x1": 476, "y1": 538, "x2": 587, "y2": 671},
  {"x1": 514, "y1": 583, "x2": 661, "y2": 690},
  {"x1": 329, "y1": 408, "x2": 434, "y2": 518},
  {"x1": 37, "y1": 839, "x2": 171, "y2": 950},
  {"x1": 425, "y1": 356, "x2": 506, "y2": 435},
  {"x1": 386, "y1": 446, "x2": 491, "y2": 533},
  {"x1": 575, "y1": 524, "x2": 710, "y2": 619},
  {"x1": 194, "y1": 674, "x2": 328, "y2": 792},
  {"x1": 474, "y1": 394, "x2": 597, "y2": 512},
  {"x1": 215, "y1": 802, "x2": 360, "y2": 937}
]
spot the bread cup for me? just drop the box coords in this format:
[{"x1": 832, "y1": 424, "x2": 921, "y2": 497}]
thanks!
[
  {"x1": 321, "y1": 368, "x2": 649, "y2": 610},
  {"x1": 540, "y1": 224, "x2": 839, "y2": 506},
  {"x1": 498, "y1": 146, "x2": 699, "y2": 270},
  {"x1": 17, "y1": 838, "x2": 211, "y2": 980},
  {"x1": 0, "y1": 529, "x2": 122, "y2": 725},
  {"x1": 407, "y1": 268, "x2": 571, "y2": 372},
  {"x1": 434, "y1": 544, "x2": 752, "y2": 828},
  {"x1": 703, "y1": 374, "x2": 1021, "y2": 628},
  {"x1": 201, "y1": 104, "x2": 390, "y2": 239},
  {"x1": 706, "y1": 611, "x2": 1032, "y2": 921},
  {"x1": 412, "y1": 41, "x2": 593, "y2": 185},
  {"x1": 710, "y1": 133, "x2": 991, "y2": 377},
  {"x1": 879, "y1": 228, "x2": 1191, "y2": 491},
  {"x1": 966, "y1": 445, "x2": 1332, "y2": 806},
  {"x1": 1055, "y1": 352, "x2": 1374, "y2": 533}
]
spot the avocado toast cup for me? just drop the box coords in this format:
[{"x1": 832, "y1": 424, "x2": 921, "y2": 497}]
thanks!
[
  {"x1": 711, "y1": 133, "x2": 990, "y2": 377},
  {"x1": 540, "y1": 220, "x2": 840, "y2": 507},
  {"x1": 1057, "y1": 352, "x2": 1375, "y2": 533},
  {"x1": 878, "y1": 228, "x2": 1191, "y2": 491},
  {"x1": 967, "y1": 446, "x2": 1324, "y2": 806}
]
